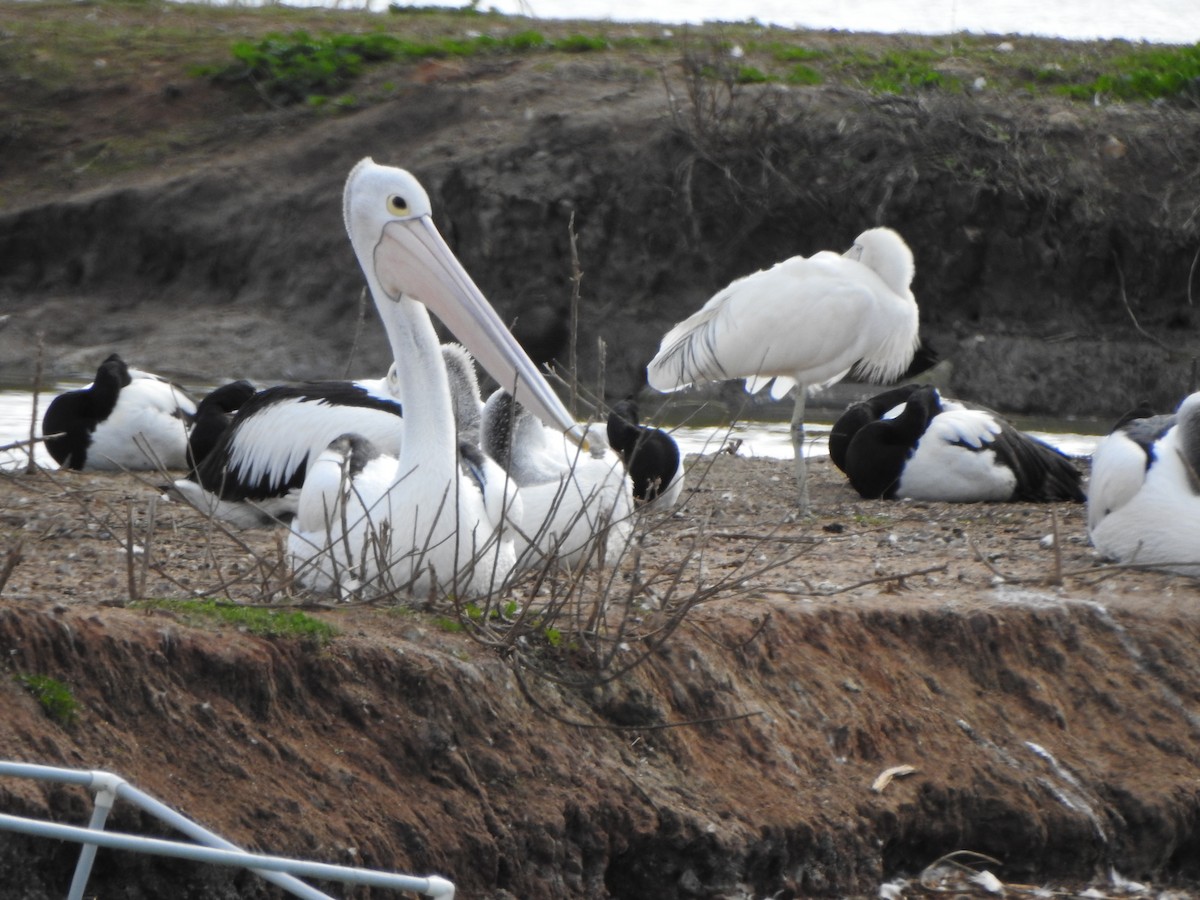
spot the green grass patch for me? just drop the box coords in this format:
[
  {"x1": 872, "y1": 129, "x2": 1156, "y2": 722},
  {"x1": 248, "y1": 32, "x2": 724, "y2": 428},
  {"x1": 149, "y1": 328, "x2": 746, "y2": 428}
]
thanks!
[
  {"x1": 198, "y1": 27, "x2": 613, "y2": 105},
  {"x1": 1057, "y1": 44, "x2": 1200, "y2": 102},
  {"x1": 16, "y1": 674, "x2": 79, "y2": 726},
  {"x1": 786, "y1": 64, "x2": 823, "y2": 85},
  {"x1": 133, "y1": 599, "x2": 336, "y2": 643},
  {"x1": 862, "y1": 49, "x2": 953, "y2": 94}
]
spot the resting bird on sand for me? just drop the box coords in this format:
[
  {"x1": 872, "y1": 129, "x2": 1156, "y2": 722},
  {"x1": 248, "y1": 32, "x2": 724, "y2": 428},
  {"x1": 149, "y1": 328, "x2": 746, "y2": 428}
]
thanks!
[
  {"x1": 1088, "y1": 393, "x2": 1200, "y2": 573},
  {"x1": 646, "y1": 227, "x2": 920, "y2": 512},
  {"x1": 42, "y1": 353, "x2": 196, "y2": 471},
  {"x1": 288, "y1": 159, "x2": 583, "y2": 599},
  {"x1": 172, "y1": 376, "x2": 406, "y2": 528},
  {"x1": 606, "y1": 399, "x2": 684, "y2": 509},
  {"x1": 827, "y1": 383, "x2": 931, "y2": 473},
  {"x1": 481, "y1": 389, "x2": 634, "y2": 572},
  {"x1": 837, "y1": 384, "x2": 1084, "y2": 503},
  {"x1": 172, "y1": 345, "x2": 481, "y2": 529}
]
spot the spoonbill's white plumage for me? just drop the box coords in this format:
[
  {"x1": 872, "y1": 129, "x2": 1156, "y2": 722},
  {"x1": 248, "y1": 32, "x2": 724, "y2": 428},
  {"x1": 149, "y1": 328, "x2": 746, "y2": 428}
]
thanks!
[
  {"x1": 42, "y1": 353, "x2": 197, "y2": 471},
  {"x1": 482, "y1": 389, "x2": 634, "y2": 572},
  {"x1": 288, "y1": 158, "x2": 581, "y2": 598},
  {"x1": 1088, "y1": 394, "x2": 1200, "y2": 573},
  {"x1": 836, "y1": 384, "x2": 1084, "y2": 502},
  {"x1": 646, "y1": 227, "x2": 920, "y2": 510},
  {"x1": 606, "y1": 399, "x2": 684, "y2": 509}
]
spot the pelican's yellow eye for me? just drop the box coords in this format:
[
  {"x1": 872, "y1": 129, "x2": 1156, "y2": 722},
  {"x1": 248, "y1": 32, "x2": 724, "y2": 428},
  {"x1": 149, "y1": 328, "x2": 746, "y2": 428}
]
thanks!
[{"x1": 387, "y1": 195, "x2": 410, "y2": 216}]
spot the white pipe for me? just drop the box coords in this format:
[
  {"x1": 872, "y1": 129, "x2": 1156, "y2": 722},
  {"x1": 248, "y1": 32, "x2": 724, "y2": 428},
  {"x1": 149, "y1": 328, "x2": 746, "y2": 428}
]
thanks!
[
  {"x1": 0, "y1": 763, "x2": 451, "y2": 899},
  {"x1": 0, "y1": 813, "x2": 455, "y2": 897},
  {"x1": 66, "y1": 773, "x2": 121, "y2": 900},
  {"x1": 0, "y1": 763, "x2": 335, "y2": 900}
]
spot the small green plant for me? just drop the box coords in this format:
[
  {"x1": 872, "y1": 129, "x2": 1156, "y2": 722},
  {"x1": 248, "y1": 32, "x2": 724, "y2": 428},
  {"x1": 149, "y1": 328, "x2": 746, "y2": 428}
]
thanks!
[
  {"x1": 133, "y1": 599, "x2": 336, "y2": 643},
  {"x1": 553, "y1": 34, "x2": 608, "y2": 53},
  {"x1": 865, "y1": 50, "x2": 950, "y2": 94},
  {"x1": 771, "y1": 45, "x2": 827, "y2": 63},
  {"x1": 200, "y1": 30, "x2": 402, "y2": 105},
  {"x1": 16, "y1": 674, "x2": 79, "y2": 726},
  {"x1": 432, "y1": 615, "x2": 465, "y2": 633},
  {"x1": 786, "y1": 64, "x2": 823, "y2": 85},
  {"x1": 735, "y1": 65, "x2": 770, "y2": 84}
]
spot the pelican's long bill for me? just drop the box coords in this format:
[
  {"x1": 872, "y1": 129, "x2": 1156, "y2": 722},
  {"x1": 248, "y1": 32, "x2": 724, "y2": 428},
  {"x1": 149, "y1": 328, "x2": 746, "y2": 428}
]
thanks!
[{"x1": 370, "y1": 208, "x2": 586, "y2": 448}]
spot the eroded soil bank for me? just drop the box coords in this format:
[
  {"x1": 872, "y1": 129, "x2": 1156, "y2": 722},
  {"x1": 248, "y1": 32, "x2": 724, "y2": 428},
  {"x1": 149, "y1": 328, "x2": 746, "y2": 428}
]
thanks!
[{"x1": 2, "y1": 457, "x2": 1200, "y2": 898}]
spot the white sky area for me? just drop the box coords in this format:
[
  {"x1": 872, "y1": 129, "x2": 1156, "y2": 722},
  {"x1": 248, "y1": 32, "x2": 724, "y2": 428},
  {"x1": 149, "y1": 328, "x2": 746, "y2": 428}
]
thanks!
[{"x1": 268, "y1": 0, "x2": 1198, "y2": 43}]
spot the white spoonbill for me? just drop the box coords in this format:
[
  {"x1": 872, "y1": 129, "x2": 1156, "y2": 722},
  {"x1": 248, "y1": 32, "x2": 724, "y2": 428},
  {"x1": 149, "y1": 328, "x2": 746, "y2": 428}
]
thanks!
[
  {"x1": 288, "y1": 158, "x2": 583, "y2": 599},
  {"x1": 481, "y1": 389, "x2": 634, "y2": 572},
  {"x1": 646, "y1": 227, "x2": 920, "y2": 511},
  {"x1": 1088, "y1": 393, "x2": 1200, "y2": 573},
  {"x1": 42, "y1": 353, "x2": 197, "y2": 471}
]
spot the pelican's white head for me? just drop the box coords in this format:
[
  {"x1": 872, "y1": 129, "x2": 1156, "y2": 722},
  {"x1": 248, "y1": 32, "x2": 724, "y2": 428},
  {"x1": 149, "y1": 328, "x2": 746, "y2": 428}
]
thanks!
[{"x1": 342, "y1": 157, "x2": 586, "y2": 447}]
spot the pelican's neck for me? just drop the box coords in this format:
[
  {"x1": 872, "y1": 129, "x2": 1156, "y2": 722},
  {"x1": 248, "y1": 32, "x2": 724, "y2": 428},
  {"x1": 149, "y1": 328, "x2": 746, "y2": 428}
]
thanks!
[{"x1": 381, "y1": 294, "x2": 458, "y2": 466}]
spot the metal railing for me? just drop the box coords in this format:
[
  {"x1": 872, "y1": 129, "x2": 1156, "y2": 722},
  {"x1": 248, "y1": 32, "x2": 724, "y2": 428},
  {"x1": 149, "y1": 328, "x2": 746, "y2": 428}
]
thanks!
[{"x1": 0, "y1": 761, "x2": 455, "y2": 900}]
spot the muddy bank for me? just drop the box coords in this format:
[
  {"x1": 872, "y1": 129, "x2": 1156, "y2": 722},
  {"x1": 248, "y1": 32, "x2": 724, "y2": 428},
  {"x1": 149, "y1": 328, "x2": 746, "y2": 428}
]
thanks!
[
  {"x1": 2, "y1": 588, "x2": 1200, "y2": 898},
  {"x1": 2, "y1": 457, "x2": 1200, "y2": 898}
]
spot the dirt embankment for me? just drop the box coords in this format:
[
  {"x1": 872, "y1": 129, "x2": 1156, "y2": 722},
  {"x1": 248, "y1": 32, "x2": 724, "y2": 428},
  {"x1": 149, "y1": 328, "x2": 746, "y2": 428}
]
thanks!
[{"x1": 3, "y1": 456, "x2": 1200, "y2": 899}]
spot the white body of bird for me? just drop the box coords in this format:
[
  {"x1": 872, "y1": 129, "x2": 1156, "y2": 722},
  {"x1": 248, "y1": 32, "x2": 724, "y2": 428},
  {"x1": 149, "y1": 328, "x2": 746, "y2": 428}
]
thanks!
[
  {"x1": 482, "y1": 390, "x2": 635, "y2": 573},
  {"x1": 890, "y1": 408, "x2": 1015, "y2": 501},
  {"x1": 89, "y1": 372, "x2": 196, "y2": 470},
  {"x1": 42, "y1": 353, "x2": 196, "y2": 471},
  {"x1": 1088, "y1": 393, "x2": 1200, "y2": 574},
  {"x1": 646, "y1": 227, "x2": 920, "y2": 510}
]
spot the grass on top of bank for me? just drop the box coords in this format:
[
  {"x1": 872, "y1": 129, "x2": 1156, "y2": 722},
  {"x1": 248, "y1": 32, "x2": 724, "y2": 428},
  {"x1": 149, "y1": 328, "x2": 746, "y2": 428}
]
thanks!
[{"x1": 2, "y1": 0, "x2": 1197, "y2": 109}]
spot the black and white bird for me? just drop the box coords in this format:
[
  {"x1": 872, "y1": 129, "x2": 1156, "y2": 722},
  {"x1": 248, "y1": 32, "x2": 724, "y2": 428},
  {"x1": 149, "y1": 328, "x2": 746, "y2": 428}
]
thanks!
[
  {"x1": 481, "y1": 389, "x2": 634, "y2": 572},
  {"x1": 827, "y1": 383, "x2": 929, "y2": 473},
  {"x1": 288, "y1": 159, "x2": 584, "y2": 599},
  {"x1": 646, "y1": 227, "x2": 920, "y2": 511},
  {"x1": 186, "y1": 379, "x2": 258, "y2": 472},
  {"x1": 172, "y1": 376, "x2": 406, "y2": 528},
  {"x1": 1088, "y1": 393, "x2": 1200, "y2": 573},
  {"x1": 42, "y1": 353, "x2": 197, "y2": 471},
  {"x1": 172, "y1": 344, "x2": 488, "y2": 529},
  {"x1": 837, "y1": 384, "x2": 1085, "y2": 502},
  {"x1": 606, "y1": 399, "x2": 684, "y2": 508}
]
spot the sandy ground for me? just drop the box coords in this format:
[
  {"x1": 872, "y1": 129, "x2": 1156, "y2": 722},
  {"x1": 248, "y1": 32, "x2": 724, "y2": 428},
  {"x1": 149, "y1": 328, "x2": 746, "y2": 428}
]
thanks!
[{"x1": 1, "y1": 443, "x2": 1193, "y2": 614}]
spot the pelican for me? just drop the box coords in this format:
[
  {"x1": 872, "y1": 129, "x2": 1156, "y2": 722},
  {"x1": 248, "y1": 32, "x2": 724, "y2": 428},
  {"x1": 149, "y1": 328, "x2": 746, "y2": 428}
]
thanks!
[
  {"x1": 646, "y1": 227, "x2": 920, "y2": 511},
  {"x1": 606, "y1": 399, "x2": 684, "y2": 508},
  {"x1": 1088, "y1": 393, "x2": 1200, "y2": 573},
  {"x1": 288, "y1": 159, "x2": 583, "y2": 599},
  {"x1": 828, "y1": 383, "x2": 936, "y2": 473},
  {"x1": 42, "y1": 353, "x2": 197, "y2": 471},
  {"x1": 172, "y1": 376, "x2": 406, "y2": 528},
  {"x1": 836, "y1": 385, "x2": 1084, "y2": 502},
  {"x1": 172, "y1": 344, "x2": 487, "y2": 529},
  {"x1": 482, "y1": 389, "x2": 635, "y2": 572}
]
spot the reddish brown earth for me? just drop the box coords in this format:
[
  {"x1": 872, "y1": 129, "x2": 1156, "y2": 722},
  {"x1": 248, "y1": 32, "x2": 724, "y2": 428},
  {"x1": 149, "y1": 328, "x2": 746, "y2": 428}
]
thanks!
[{"x1": 2, "y1": 450, "x2": 1200, "y2": 899}]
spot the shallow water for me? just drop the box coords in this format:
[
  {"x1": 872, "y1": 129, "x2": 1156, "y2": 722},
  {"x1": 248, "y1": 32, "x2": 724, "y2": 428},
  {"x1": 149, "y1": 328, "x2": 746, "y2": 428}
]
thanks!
[{"x1": 0, "y1": 385, "x2": 1102, "y2": 472}]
